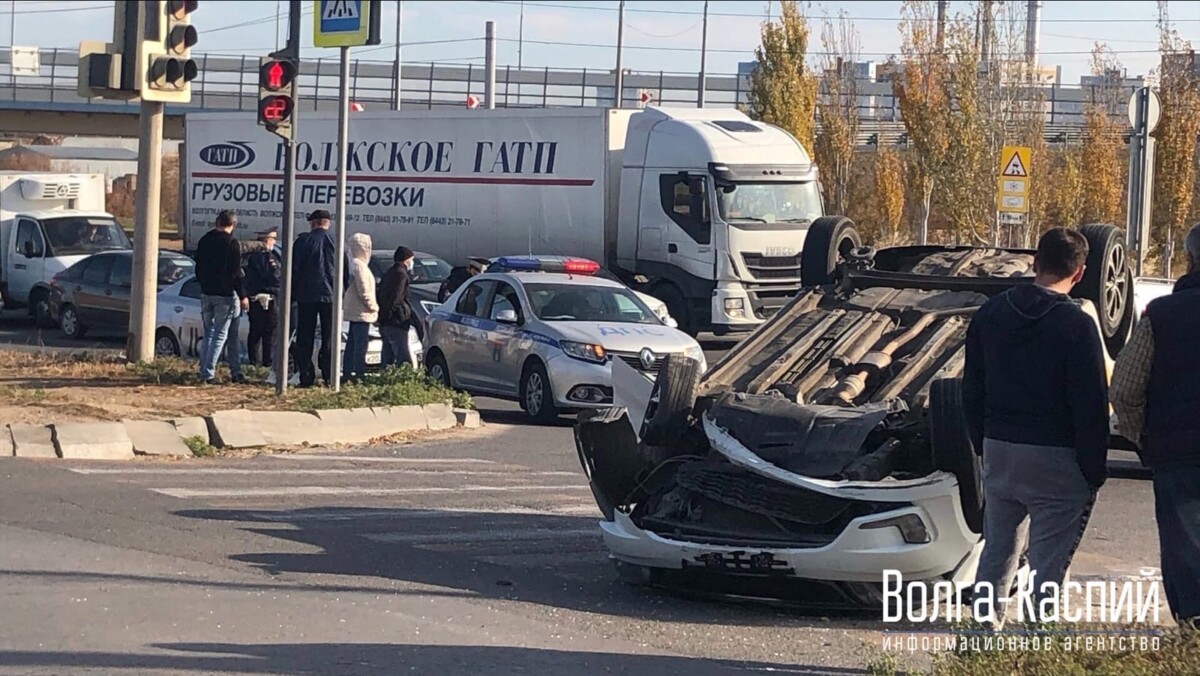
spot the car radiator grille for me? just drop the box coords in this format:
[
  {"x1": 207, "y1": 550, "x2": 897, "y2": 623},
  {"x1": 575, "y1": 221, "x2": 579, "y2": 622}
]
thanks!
[
  {"x1": 609, "y1": 352, "x2": 668, "y2": 374},
  {"x1": 675, "y1": 462, "x2": 853, "y2": 525}
]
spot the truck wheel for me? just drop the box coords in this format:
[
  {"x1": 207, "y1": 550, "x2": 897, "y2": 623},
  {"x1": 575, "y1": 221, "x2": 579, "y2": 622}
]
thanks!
[
  {"x1": 640, "y1": 353, "x2": 702, "y2": 446},
  {"x1": 655, "y1": 284, "x2": 696, "y2": 337},
  {"x1": 521, "y1": 361, "x2": 560, "y2": 424},
  {"x1": 929, "y1": 377, "x2": 983, "y2": 535},
  {"x1": 30, "y1": 289, "x2": 53, "y2": 328},
  {"x1": 1074, "y1": 224, "x2": 1133, "y2": 354},
  {"x1": 801, "y1": 216, "x2": 862, "y2": 287}
]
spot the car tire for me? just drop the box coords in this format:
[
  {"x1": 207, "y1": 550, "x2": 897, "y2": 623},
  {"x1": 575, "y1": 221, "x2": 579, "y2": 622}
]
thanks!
[
  {"x1": 425, "y1": 351, "x2": 451, "y2": 388},
  {"x1": 801, "y1": 216, "x2": 862, "y2": 288},
  {"x1": 1075, "y1": 224, "x2": 1134, "y2": 355},
  {"x1": 59, "y1": 304, "x2": 85, "y2": 339},
  {"x1": 31, "y1": 289, "x2": 53, "y2": 328},
  {"x1": 521, "y1": 361, "x2": 560, "y2": 424},
  {"x1": 155, "y1": 328, "x2": 181, "y2": 357},
  {"x1": 654, "y1": 283, "x2": 696, "y2": 337},
  {"x1": 640, "y1": 353, "x2": 702, "y2": 446},
  {"x1": 929, "y1": 377, "x2": 984, "y2": 535}
]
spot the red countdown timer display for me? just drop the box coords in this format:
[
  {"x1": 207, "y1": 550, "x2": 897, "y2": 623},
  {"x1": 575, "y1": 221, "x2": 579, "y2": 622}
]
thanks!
[{"x1": 259, "y1": 95, "x2": 293, "y2": 124}]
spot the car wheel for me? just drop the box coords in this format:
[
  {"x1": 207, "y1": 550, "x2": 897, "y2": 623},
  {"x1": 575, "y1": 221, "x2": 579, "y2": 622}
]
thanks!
[
  {"x1": 155, "y1": 329, "x2": 181, "y2": 358},
  {"x1": 929, "y1": 377, "x2": 984, "y2": 535},
  {"x1": 425, "y1": 351, "x2": 451, "y2": 387},
  {"x1": 59, "y1": 304, "x2": 85, "y2": 339},
  {"x1": 800, "y1": 216, "x2": 862, "y2": 288},
  {"x1": 521, "y1": 361, "x2": 560, "y2": 424},
  {"x1": 1075, "y1": 223, "x2": 1134, "y2": 355},
  {"x1": 654, "y1": 283, "x2": 695, "y2": 337},
  {"x1": 31, "y1": 289, "x2": 53, "y2": 328},
  {"x1": 640, "y1": 353, "x2": 702, "y2": 446}
]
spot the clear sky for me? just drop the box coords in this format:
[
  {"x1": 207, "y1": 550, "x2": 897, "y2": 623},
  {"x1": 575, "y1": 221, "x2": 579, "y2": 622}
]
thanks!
[{"x1": 12, "y1": 1, "x2": 1199, "y2": 84}]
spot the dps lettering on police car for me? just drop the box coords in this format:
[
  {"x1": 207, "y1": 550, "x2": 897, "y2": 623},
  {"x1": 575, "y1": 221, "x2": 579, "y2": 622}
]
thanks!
[{"x1": 421, "y1": 256, "x2": 706, "y2": 424}]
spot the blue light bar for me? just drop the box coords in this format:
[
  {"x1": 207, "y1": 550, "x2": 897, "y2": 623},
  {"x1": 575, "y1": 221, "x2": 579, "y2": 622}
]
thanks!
[
  {"x1": 492, "y1": 256, "x2": 542, "y2": 271},
  {"x1": 489, "y1": 256, "x2": 601, "y2": 275}
]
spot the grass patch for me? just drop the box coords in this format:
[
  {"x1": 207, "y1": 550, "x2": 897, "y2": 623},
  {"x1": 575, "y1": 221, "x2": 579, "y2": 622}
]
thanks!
[
  {"x1": 127, "y1": 358, "x2": 201, "y2": 385},
  {"x1": 182, "y1": 434, "x2": 216, "y2": 457},
  {"x1": 865, "y1": 624, "x2": 1199, "y2": 676},
  {"x1": 289, "y1": 365, "x2": 473, "y2": 412},
  {"x1": 0, "y1": 385, "x2": 47, "y2": 406}
]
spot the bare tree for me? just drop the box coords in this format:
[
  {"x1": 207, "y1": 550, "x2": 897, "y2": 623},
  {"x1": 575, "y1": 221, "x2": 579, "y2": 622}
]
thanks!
[{"x1": 812, "y1": 10, "x2": 860, "y2": 216}]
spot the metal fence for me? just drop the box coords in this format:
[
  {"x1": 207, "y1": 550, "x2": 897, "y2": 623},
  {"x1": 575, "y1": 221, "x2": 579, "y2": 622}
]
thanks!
[{"x1": 0, "y1": 47, "x2": 1145, "y2": 131}]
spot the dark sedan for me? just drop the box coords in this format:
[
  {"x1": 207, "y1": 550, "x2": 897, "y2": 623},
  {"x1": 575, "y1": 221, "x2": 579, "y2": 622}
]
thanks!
[{"x1": 49, "y1": 250, "x2": 195, "y2": 339}]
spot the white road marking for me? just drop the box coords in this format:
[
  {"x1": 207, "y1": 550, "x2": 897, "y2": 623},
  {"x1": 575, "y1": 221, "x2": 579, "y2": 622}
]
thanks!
[
  {"x1": 264, "y1": 455, "x2": 496, "y2": 464},
  {"x1": 364, "y1": 527, "x2": 599, "y2": 544},
  {"x1": 151, "y1": 484, "x2": 591, "y2": 499},
  {"x1": 244, "y1": 504, "x2": 602, "y2": 522},
  {"x1": 69, "y1": 468, "x2": 578, "y2": 477}
]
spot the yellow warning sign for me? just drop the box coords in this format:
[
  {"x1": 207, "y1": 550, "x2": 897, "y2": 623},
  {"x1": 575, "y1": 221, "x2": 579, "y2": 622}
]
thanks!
[{"x1": 996, "y1": 145, "x2": 1032, "y2": 215}]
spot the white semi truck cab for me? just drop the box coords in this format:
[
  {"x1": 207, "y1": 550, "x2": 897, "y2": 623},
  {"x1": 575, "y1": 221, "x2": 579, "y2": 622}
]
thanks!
[
  {"x1": 613, "y1": 108, "x2": 821, "y2": 335},
  {"x1": 0, "y1": 173, "x2": 129, "y2": 324}
]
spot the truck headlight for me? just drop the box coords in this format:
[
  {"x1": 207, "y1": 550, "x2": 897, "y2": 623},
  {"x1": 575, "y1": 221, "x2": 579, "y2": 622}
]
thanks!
[
  {"x1": 724, "y1": 297, "x2": 746, "y2": 319},
  {"x1": 561, "y1": 341, "x2": 607, "y2": 364}
]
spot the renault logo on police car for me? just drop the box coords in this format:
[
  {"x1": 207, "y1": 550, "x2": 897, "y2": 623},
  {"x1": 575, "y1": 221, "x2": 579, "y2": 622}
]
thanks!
[{"x1": 639, "y1": 348, "x2": 657, "y2": 370}]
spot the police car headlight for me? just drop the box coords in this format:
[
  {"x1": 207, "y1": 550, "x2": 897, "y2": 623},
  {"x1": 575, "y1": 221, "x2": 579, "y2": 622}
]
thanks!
[{"x1": 561, "y1": 341, "x2": 607, "y2": 364}]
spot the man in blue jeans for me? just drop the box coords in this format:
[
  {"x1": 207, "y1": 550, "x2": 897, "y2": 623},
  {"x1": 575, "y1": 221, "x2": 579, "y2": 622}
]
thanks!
[
  {"x1": 194, "y1": 210, "x2": 248, "y2": 384},
  {"x1": 1111, "y1": 223, "x2": 1200, "y2": 628}
]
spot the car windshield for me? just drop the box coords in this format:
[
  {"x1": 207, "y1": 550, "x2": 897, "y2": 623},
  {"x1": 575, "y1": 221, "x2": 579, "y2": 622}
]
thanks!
[
  {"x1": 715, "y1": 181, "x2": 823, "y2": 225},
  {"x1": 42, "y1": 216, "x2": 132, "y2": 255},
  {"x1": 524, "y1": 283, "x2": 659, "y2": 324},
  {"x1": 369, "y1": 253, "x2": 452, "y2": 283}
]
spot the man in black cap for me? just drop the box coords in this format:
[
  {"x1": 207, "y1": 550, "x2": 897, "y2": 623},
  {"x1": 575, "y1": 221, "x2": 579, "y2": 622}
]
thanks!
[
  {"x1": 377, "y1": 245, "x2": 416, "y2": 368},
  {"x1": 291, "y1": 209, "x2": 349, "y2": 387},
  {"x1": 243, "y1": 228, "x2": 281, "y2": 368}
]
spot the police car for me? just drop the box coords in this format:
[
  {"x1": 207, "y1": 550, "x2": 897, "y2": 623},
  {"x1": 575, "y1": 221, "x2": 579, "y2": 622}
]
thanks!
[{"x1": 424, "y1": 256, "x2": 706, "y2": 423}]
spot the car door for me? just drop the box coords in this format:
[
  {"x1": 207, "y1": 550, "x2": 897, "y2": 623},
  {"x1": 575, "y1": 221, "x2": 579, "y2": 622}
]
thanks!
[
  {"x1": 104, "y1": 254, "x2": 133, "y2": 330},
  {"x1": 656, "y1": 173, "x2": 717, "y2": 281},
  {"x1": 443, "y1": 279, "x2": 495, "y2": 390},
  {"x1": 477, "y1": 281, "x2": 528, "y2": 395},
  {"x1": 172, "y1": 277, "x2": 204, "y2": 358},
  {"x1": 75, "y1": 255, "x2": 115, "y2": 327},
  {"x1": 8, "y1": 218, "x2": 47, "y2": 305}
]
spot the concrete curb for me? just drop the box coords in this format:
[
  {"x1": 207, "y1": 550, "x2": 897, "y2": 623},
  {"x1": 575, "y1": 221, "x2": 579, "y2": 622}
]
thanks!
[{"x1": 2, "y1": 402, "x2": 480, "y2": 460}]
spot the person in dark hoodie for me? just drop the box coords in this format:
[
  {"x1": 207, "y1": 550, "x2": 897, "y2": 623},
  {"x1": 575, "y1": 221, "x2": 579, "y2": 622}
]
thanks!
[
  {"x1": 963, "y1": 227, "x2": 1109, "y2": 627},
  {"x1": 376, "y1": 246, "x2": 415, "y2": 368},
  {"x1": 292, "y1": 210, "x2": 350, "y2": 388}
]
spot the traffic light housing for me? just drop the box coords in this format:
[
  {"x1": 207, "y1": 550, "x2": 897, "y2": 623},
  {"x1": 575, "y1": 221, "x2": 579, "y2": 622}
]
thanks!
[
  {"x1": 258, "y1": 56, "x2": 297, "y2": 140},
  {"x1": 141, "y1": 0, "x2": 199, "y2": 102}
]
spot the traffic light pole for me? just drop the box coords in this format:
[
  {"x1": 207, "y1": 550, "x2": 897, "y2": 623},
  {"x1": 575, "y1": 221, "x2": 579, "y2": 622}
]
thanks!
[
  {"x1": 330, "y1": 45, "x2": 351, "y2": 393},
  {"x1": 274, "y1": 0, "x2": 302, "y2": 395},
  {"x1": 128, "y1": 100, "x2": 164, "y2": 363}
]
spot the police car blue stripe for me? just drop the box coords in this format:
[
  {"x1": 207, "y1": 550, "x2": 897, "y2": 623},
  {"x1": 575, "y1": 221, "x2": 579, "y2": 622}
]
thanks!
[{"x1": 431, "y1": 311, "x2": 561, "y2": 348}]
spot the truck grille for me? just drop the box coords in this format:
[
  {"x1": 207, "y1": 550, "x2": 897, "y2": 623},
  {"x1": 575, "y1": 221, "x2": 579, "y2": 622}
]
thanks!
[{"x1": 742, "y1": 252, "x2": 802, "y2": 280}]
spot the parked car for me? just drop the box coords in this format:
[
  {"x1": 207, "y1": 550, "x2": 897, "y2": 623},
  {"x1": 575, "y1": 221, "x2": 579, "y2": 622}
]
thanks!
[
  {"x1": 425, "y1": 256, "x2": 704, "y2": 423},
  {"x1": 155, "y1": 274, "x2": 421, "y2": 371},
  {"x1": 49, "y1": 250, "x2": 194, "y2": 339},
  {"x1": 575, "y1": 220, "x2": 1137, "y2": 606}
]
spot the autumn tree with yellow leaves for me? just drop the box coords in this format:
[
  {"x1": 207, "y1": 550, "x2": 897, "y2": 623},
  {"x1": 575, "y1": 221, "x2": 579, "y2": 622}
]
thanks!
[
  {"x1": 1153, "y1": 2, "x2": 1200, "y2": 276},
  {"x1": 812, "y1": 10, "x2": 860, "y2": 216},
  {"x1": 1078, "y1": 44, "x2": 1127, "y2": 226},
  {"x1": 749, "y1": 1, "x2": 819, "y2": 154}
]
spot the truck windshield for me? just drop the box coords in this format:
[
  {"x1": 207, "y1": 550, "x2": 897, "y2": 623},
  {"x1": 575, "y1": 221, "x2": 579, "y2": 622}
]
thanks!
[
  {"x1": 42, "y1": 216, "x2": 132, "y2": 256},
  {"x1": 524, "y1": 283, "x2": 659, "y2": 324},
  {"x1": 716, "y1": 181, "x2": 823, "y2": 226}
]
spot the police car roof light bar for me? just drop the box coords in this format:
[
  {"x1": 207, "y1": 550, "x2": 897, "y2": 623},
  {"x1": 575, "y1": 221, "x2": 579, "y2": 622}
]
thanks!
[
  {"x1": 562, "y1": 258, "x2": 601, "y2": 274},
  {"x1": 491, "y1": 256, "x2": 600, "y2": 275}
]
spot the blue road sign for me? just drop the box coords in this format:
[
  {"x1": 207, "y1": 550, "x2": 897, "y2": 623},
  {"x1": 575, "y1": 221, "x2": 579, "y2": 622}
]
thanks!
[{"x1": 314, "y1": 0, "x2": 369, "y2": 47}]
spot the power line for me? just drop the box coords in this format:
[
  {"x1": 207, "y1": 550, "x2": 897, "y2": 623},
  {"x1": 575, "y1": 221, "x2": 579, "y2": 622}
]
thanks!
[
  {"x1": 0, "y1": 4, "x2": 106, "y2": 16},
  {"x1": 471, "y1": 0, "x2": 1200, "y2": 23}
]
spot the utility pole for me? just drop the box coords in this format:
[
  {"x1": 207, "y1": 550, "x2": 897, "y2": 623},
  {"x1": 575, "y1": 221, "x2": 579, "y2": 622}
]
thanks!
[
  {"x1": 697, "y1": 0, "x2": 708, "y2": 107},
  {"x1": 485, "y1": 20, "x2": 496, "y2": 109},
  {"x1": 393, "y1": 0, "x2": 403, "y2": 110},
  {"x1": 614, "y1": 0, "x2": 625, "y2": 108},
  {"x1": 128, "y1": 100, "x2": 164, "y2": 363},
  {"x1": 273, "y1": 1, "x2": 302, "y2": 395}
]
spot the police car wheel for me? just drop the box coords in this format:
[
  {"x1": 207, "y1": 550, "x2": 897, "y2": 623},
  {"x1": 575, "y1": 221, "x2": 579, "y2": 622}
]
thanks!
[
  {"x1": 425, "y1": 352, "x2": 451, "y2": 388},
  {"x1": 522, "y1": 362, "x2": 559, "y2": 424}
]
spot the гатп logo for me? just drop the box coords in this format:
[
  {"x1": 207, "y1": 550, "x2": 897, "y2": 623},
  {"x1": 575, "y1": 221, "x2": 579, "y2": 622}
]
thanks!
[{"x1": 198, "y1": 142, "x2": 255, "y2": 170}]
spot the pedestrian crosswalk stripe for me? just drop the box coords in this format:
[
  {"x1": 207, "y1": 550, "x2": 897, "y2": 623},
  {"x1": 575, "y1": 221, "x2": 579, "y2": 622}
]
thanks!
[
  {"x1": 244, "y1": 504, "x2": 601, "y2": 522},
  {"x1": 151, "y1": 484, "x2": 591, "y2": 499},
  {"x1": 69, "y1": 467, "x2": 578, "y2": 477},
  {"x1": 265, "y1": 455, "x2": 496, "y2": 464},
  {"x1": 364, "y1": 526, "x2": 599, "y2": 544}
]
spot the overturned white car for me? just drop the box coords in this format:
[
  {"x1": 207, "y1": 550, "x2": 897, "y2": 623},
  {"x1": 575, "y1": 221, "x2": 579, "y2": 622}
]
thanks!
[{"x1": 574, "y1": 218, "x2": 1136, "y2": 606}]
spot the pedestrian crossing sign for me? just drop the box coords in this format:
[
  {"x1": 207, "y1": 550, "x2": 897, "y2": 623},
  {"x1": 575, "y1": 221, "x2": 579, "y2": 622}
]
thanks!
[{"x1": 314, "y1": 0, "x2": 371, "y2": 48}]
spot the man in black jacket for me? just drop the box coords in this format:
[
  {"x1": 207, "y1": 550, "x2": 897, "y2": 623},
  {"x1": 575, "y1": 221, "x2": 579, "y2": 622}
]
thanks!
[
  {"x1": 243, "y1": 228, "x2": 281, "y2": 367},
  {"x1": 292, "y1": 210, "x2": 350, "y2": 387},
  {"x1": 377, "y1": 246, "x2": 415, "y2": 368},
  {"x1": 194, "y1": 210, "x2": 247, "y2": 384},
  {"x1": 1111, "y1": 223, "x2": 1200, "y2": 627},
  {"x1": 963, "y1": 227, "x2": 1110, "y2": 626}
]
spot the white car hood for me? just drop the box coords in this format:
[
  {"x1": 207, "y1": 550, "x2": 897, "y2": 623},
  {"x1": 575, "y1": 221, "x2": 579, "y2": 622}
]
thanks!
[{"x1": 547, "y1": 321, "x2": 697, "y2": 353}]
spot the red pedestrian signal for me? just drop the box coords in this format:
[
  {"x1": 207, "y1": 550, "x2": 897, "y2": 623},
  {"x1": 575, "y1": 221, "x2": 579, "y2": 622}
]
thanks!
[{"x1": 259, "y1": 59, "x2": 295, "y2": 92}]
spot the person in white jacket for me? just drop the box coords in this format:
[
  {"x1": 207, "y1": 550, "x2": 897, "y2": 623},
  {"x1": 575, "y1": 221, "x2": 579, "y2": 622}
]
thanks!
[{"x1": 343, "y1": 233, "x2": 379, "y2": 383}]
